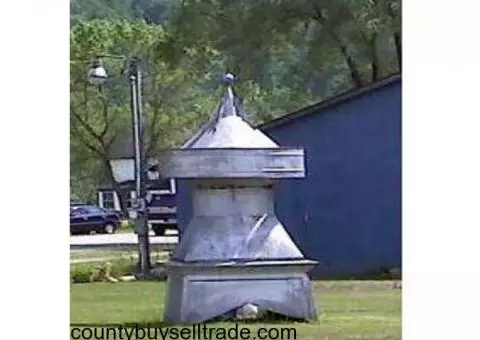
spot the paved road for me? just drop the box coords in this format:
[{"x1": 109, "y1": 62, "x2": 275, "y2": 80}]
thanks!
[{"x1": 70, "y1": 232, "x2": 178, "y2": 251}]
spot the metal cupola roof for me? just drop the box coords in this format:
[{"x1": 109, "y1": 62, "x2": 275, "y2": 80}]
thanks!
[
  {"x1": 154, "y1": 73, "x2": 305, "y2": 179},
  {"x1": 182, "y1": 73, "x2": 279, "y2": 149}
]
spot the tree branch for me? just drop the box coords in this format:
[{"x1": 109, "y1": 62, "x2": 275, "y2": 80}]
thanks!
[
  {"x1": 97, "y1": 86, "x2": 111, "y2": 139},
  {"x1": 370, "y1": 32, "x2": 379, "y2": 80},
  {"x1": 394, "y1": 32, "x2": 401, "y2": 70},
  {"x1": 70, "y1": 122, "x2": 105, "y2": 159},
  {"x1": 71, "y1": 107, "x2": 109, "y2": 155},
  {"x1": 385, "y1": 0, "x2": 402, "y2": 70},
  {"x1": 146, "y1": 81, "x2": 184, "y2": 155},
  {"x1": 312, "y1": 3, "x2": 364, "y2": 87}
]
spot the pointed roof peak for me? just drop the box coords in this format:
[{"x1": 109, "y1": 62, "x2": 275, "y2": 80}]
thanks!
[
  {"x1": 218, "y1": 87, "x2": 239, "y2": 117},
  {"x1": 215, "y1": 72, "x2": 243, "y2": 119},
  {"x1": 182, "y1": 73, "x2": 278, "y2": 149}
]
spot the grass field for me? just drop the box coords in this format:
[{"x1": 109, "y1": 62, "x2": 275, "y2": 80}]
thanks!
[{"x1": 70, "y1": 280, "x2": 401, "y2": 339}]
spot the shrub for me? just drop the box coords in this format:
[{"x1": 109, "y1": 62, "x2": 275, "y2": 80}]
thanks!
[
  {"x1": 70, "y1": 265, "x2": 93, "y2": 283},
  {"x1": 108, "y1": 258, "x2": 136, "y2": 277}
]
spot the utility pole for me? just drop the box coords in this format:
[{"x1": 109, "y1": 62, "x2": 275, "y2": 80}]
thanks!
[
  {"x1": 87, "y1": 55, "x2": 152, "y2": 278},
  {"x1": 128, "y1": 57, "x2": 151, "y2": 278}
]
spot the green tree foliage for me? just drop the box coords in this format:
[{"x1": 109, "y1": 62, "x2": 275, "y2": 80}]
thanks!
[
  {"x1": 70, "y1": 1, "x2": 401, "y2": 201},
  {"x1": 70, "y1": 19, "x2": 220, "y2": 203},
  {"x1": 170, "y1": 0, "x2": 401, "y2": 97},
  {"x1": 70, "y1": 0, "x2": 176, "y2": 26}
]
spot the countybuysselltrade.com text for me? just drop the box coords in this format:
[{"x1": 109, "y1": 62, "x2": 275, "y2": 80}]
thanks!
[{"x1": 70, "y1": 323, "x2": 298, "y2": 340}]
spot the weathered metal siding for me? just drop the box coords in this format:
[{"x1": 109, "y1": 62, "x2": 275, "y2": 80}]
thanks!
[{"x1": 176, "y1": 79, "x2": 401, "y2": 278}]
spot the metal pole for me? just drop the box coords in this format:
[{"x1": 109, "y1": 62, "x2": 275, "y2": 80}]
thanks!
[{"x1": 129, "y1": 57, "x2": 151, "y2": 278}]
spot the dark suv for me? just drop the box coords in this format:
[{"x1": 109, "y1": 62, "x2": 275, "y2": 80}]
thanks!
[{"x1": 70, "y1": 205, "x2": 120, "y2": 235}]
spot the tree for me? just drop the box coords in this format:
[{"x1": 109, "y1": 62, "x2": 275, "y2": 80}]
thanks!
[
  {"x1": 70, "y1": 1, "x2": 403, "y2": 203},
  {"x1": 169, "y1": 0, "x2": 401, "y2": 97},
  {"x1": 70, "y1": 19, "x2": 220, "y2": 208},
  {"x1": 70, "y1": 0, "x2": 177, "y2": 26}
]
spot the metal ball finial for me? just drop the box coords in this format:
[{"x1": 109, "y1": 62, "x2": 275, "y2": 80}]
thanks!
[{"x1": 222, "y1": 72, "x2": 235, "y2": 86}]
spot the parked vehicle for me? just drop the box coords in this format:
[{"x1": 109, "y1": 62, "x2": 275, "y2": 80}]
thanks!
[
  {"x1": 96, "y1": 180, "x2": 179, "y2": 236},
  {"x1": 70, "y1": 205, "x2": 120, "y2": 235},
  {"x1": 148, "y1": 193, "x2": 178, "y2": 236}
]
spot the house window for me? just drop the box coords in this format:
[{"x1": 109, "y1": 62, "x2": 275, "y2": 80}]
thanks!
[{"x1": 101, "y1": 191, "x2": 115, "y2": 209}]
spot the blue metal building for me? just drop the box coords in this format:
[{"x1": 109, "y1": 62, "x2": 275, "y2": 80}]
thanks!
[{"x1": 176, "y1": 73, "x2": 401, "y2": 278}]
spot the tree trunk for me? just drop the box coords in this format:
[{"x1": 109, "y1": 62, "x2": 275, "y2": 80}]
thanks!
[
  {"x1": 394, "y1": 32, "x2": 402, "y2": 70},
  {"x1": 311, "y1": 5, "x2": 364, "y2": 87},
  {"x1": 337, "y1": 43, "x2": 364, "y2": 87},
  {"x1": 370, "y1": 34, "x2": 380, "y2": 81}
]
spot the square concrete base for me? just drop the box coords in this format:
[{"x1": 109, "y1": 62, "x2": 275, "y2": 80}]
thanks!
[{"x1": 163, "y1": 260, "x2": 318, "y2": 324}]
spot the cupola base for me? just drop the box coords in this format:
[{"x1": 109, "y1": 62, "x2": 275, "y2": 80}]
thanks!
[{"x1": 163, "y1": 259, "x2": 318, "y2": 324}]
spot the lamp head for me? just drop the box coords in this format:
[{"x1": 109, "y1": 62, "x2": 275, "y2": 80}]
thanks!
[{"x1": 87, "y1": 58, "x2": 108, "y2": 85}]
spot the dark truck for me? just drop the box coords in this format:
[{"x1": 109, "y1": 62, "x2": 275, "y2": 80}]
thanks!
[{"x1": 147, "y1": 192, "x2": 178, "y2": 236}]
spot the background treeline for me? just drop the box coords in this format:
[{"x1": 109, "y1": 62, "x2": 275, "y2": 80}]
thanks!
[{"x1": 70, "y1": 0, "x2": 401, "y2": 202}]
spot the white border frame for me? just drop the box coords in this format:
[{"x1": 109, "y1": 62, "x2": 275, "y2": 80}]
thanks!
[{"x1": 5, "y1": 2, "x2": 480, "y2": 338}]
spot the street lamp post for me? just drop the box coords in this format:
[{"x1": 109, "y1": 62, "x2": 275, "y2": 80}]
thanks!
[{"x1": 88, "y1": 56, "x2": 151, "y2": 278}]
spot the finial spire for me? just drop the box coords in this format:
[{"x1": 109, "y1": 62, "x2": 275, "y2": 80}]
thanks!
[
  {"x1": 181, "y1": 72, "x2": 278, "y2": 149},
  {"x1": 217, "y1": 72, "x2": 240, "y2": 119},
  {"x1": 222, "y1": 72, "x2": 235, "y2": 87}
]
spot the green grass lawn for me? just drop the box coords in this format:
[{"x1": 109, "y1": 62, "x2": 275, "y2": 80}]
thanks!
[{"x1": 70, "y1": 280, "x2": 401, "y2": 339}]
